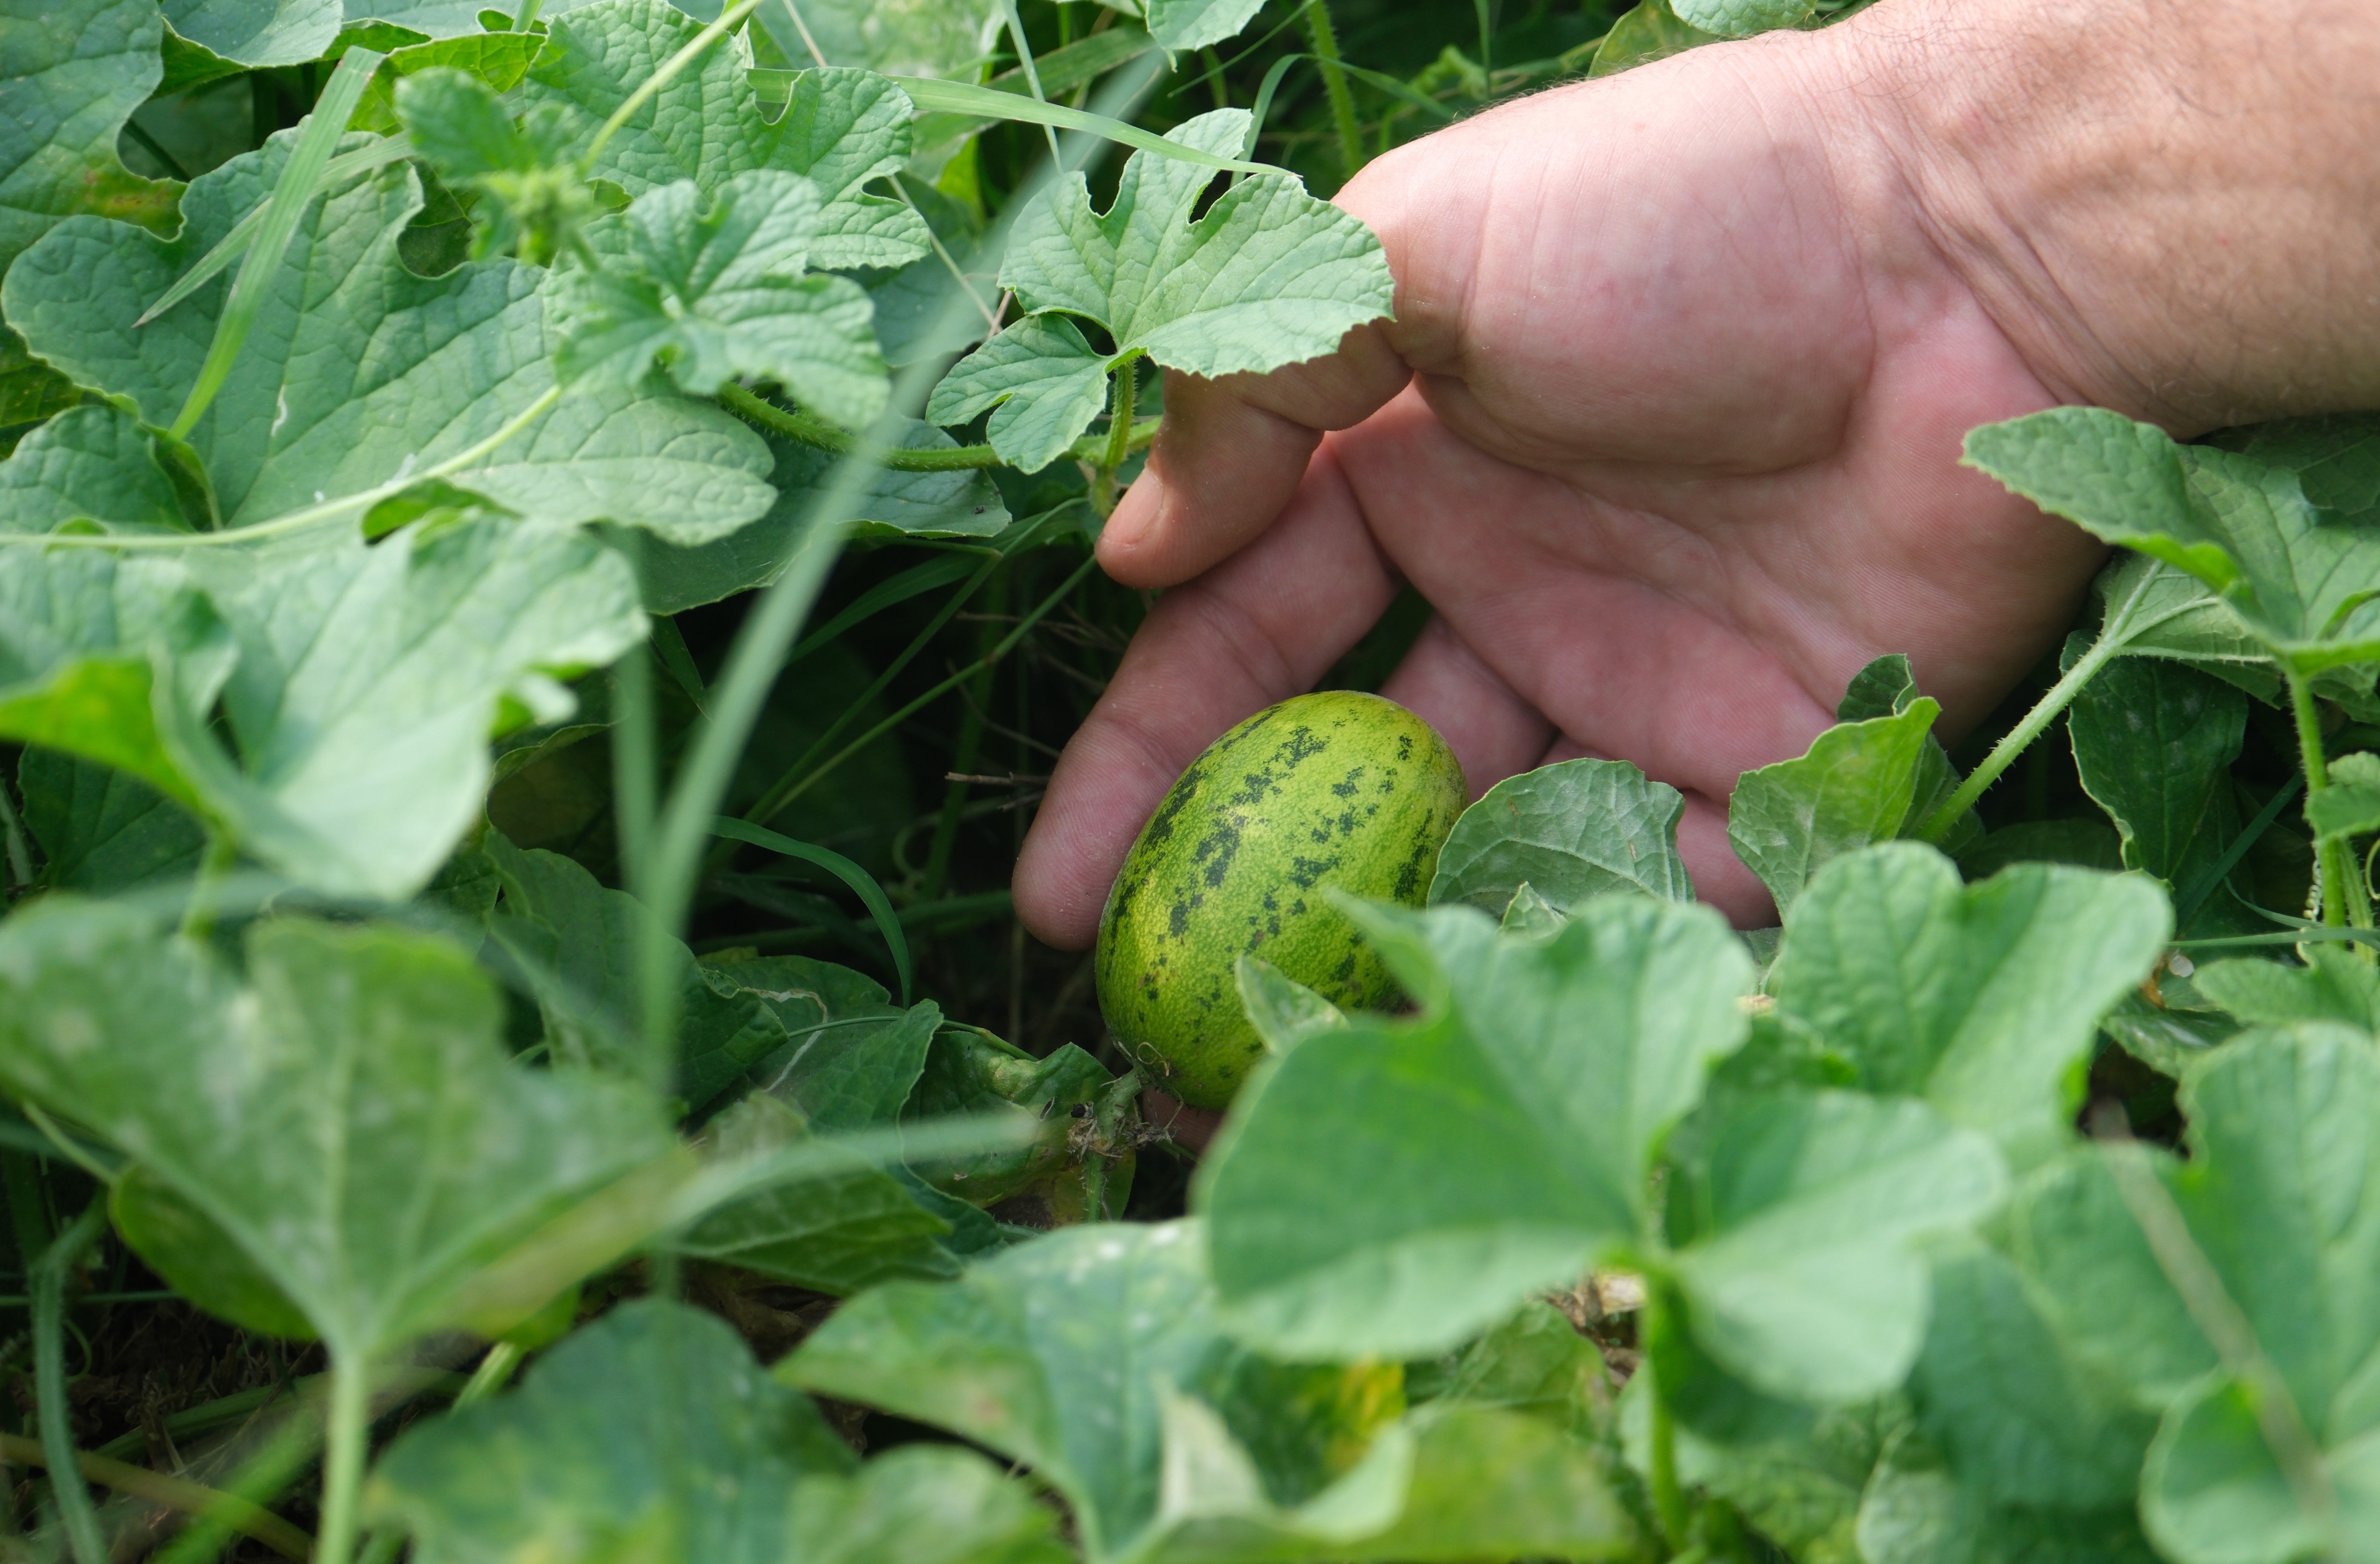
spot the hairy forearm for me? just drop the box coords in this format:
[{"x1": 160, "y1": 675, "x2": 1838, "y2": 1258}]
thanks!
[{"x1": 1827, "y1": 0, "x2": 2380, "y2": 432}]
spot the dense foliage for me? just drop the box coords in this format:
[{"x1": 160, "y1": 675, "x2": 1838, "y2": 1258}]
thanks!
[{"x1": 3, "y1": 1, "x2": 2379, "y2": 1562}]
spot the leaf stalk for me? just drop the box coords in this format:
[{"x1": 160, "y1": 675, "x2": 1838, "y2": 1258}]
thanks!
[
  {"x1": 314, "y1": 1356, "x2": 373, "y2": 1564},
  {"x1": 35, "y1": 1203, "x2": 110, "y2": 1564},
  {"x1": 2288, "y1": 665, "x2": 2373, "y2": 936},
  {"x1": 1915, "y1": 564, "x2": 2162, "y2": 844}
]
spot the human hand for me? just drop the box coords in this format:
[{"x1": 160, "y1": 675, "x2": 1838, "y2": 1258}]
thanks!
[{"x1": 1013, "y1": 0, "x2": 2380, "y2": 945}]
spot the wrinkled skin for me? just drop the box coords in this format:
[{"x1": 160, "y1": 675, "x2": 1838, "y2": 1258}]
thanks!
[{"x1": 1013, "y1": 0, "x2": 2380, "y2": 945}]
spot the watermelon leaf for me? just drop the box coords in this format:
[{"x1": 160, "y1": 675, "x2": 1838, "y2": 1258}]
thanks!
[
  {"x1": 520, "y1": 0, "x2": 930, "y2": 269},
  {"x1": 783, "y1": 1220, "x2": 1633, "y2": 1564},
  {"x1": 1428, "y1": 757, "x2": 1693, "y2": 915},
  {"x1": 1766, "y1": 844, "x2": 2171, "y2": 1166},
  {"x1": 2011, "y1": 1027, "x2": 2380, "y2": 1564},
  {"x1": 0, "y1": 0, "x2": 180, "y2": 277},
  {"x1": 4, "y1": 129, "x2": 778, "y2": 541},
  {"x1": 925, "y1": 108, "x2": 1394, "y2": 471},
  {"x1": 551, "y1": 170, "x2": 886, "y2": 424}
]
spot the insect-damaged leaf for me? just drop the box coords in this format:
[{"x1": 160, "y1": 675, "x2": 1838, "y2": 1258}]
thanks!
[
  {"x1": 784, "y1": 1220, "x2": 1634, "y2": 1564},
  {"x1": 1428, "y1": 757, "x2": 1692, "y2": 915},
  {"x1": 0, "y1": 906, "x2": 687, "y2": 1359},
  {"x1": 4, "y1": 128, "x2": 776, "y2": 543},
  {"x1": 928, "y1": 108, "x2": 1394, "y2": 471},
  {"x1": 2011, "y1": 1026, "x2": 2380, "y2": 1564},
  {"x1": 552, "y1": 170, "x2": 886, "y2": 425}
]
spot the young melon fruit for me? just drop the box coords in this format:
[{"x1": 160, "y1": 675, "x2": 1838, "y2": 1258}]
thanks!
[{"x1": 1095, "y1": 691, "x2": 1467, "y2": 1109}]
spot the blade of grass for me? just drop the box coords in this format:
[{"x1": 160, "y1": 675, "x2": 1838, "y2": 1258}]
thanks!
[
  {"x1": 994, "y1": 0, "x2": 1064, "y2": 165},
  {"x1": 2172, "y1": 773, "x2": 2303, "y2": 929},
  {"x1": 0, "y1": 1434, "x2": 312, "y2": 1561},
  {"x1": 136, "y1": 136, "x2": 415, "y2": 327},
  {"x1": 35, "y1": 1202, "x2": 109, "y2": 1564},
  {"x1": 709, "y1": 819, "x2": 913, "y2": 1003},
  {"x1": 168, "y1": 49, "x2": 386, "y2": 441},
  {"x1": 891, "y1": 78, "x2": 1277, "y2": 175}
]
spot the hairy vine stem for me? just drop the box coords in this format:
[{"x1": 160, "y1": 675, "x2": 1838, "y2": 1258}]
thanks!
[
  {"x1": 1303, "y1": 1, "x2": 1366, "y2": 181},
  {"x1": 2288, "y1": 666, "x2": 2374, "y2": 934}
]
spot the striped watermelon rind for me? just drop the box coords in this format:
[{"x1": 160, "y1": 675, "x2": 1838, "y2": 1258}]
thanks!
[{"x1": 1095, "y1": 690, "x2": 1467, "y2": 1109}]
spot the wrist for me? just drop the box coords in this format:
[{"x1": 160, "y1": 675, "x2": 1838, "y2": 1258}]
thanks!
[{"x1": 1823, "y1": 0, "x2": 2380, "y2": 433}]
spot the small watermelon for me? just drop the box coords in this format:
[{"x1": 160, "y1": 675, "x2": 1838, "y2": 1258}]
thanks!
[{"x1": 1095, "y1": 691, "x2": 1467, "y2": 1109}]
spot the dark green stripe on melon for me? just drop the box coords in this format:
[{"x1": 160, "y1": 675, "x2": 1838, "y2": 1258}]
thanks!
[{"x1": 1095, "y1": 691, "x2": 1467, "y2": 1108}]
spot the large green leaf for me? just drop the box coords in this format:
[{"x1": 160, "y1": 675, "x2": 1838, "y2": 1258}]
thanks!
[
  {"x1": 1966, "y1": 408, "x2": 2380, "y2": 673},
  {"x1": 371, "y1": 1297, "x2": 1066, "y2": 1564},
  {"x1": 1199, "y1": 896, "x2": 1755, "y2": 1359},
  {"x1": 0, "y1": 404, "x2": 187, "y2": 533},
  {"x1": 783, "y1": 1220, "x2": 1634, "y2": 1564},
  {"x1": 0, "y1": 906, "x2": 686, "y2": 1360},
  {"x1": 552, "y1": 171, "x2": 885, "y2": 424},
  {"x1": 2067, "y1": 649, "x2": 2248, "y2": 910},
  {"x1": 520, "y1": 1, "x2": 930, "y2": 269},
  {"x1": 1726, "y1": 697, "x2": 1941, "y2": 913},
  {"x1": 2010, "y1": 1026, "x2": 2380, "y2": 1564},
  {"x1": 4, "y1": 128, "x2": 775, "y2": 541},
  {"x1": 928, "y1": 108, "x2": 1395, "y2": 471},
  {"x1": 1589, "y1": 0, "x2": 1724, "y2": 76},
  {"x1": 164, "y1": 0, "x2": 342, "y2": 74},
  {"x1": 345, "y1": 0, "x2": 601, "y2": 39},
  {"x1": 484, "y1": 834, "x2": 785, "y2": 1110},
  {"x1": 1658, "y1": 1089, "x2": 2006, "y2": 1406},
  {"x1": 1854, "y1": 1428, "x2": 2161, "y2": 1564},
  {"x1": 1767, "y1": 844, "x2": 2171, "y2": 1165},
  {"x1": 673, "y1": 1093, "x2": 961, "y2": 1294},
  {"x1": 0, "y1": 0, "x2": 180, "y2": 278},
  {"x1": 0, "y1": 545, "x2": 229, "y2": 806},
  {"x1": 161, "y1": 518, "x2": 644, "y2": 899},
  {"x1": 1907, "y1": 1247, "x2": 2155, "y2": 1513},
  {"x1": 1427, "y1": 758, "x2": 1691, "y2": 915},
  {"x1": 15, "y1": 748, "x2": 204, "y2": 892},
  {"x1": 369, "y1": 1299, "x2": 854, "y2": 1561}
]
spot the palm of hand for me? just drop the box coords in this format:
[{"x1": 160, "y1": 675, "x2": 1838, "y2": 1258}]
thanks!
[{"x1": 1015, "y1": 38, "x2": 2107, "y2": 942}]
